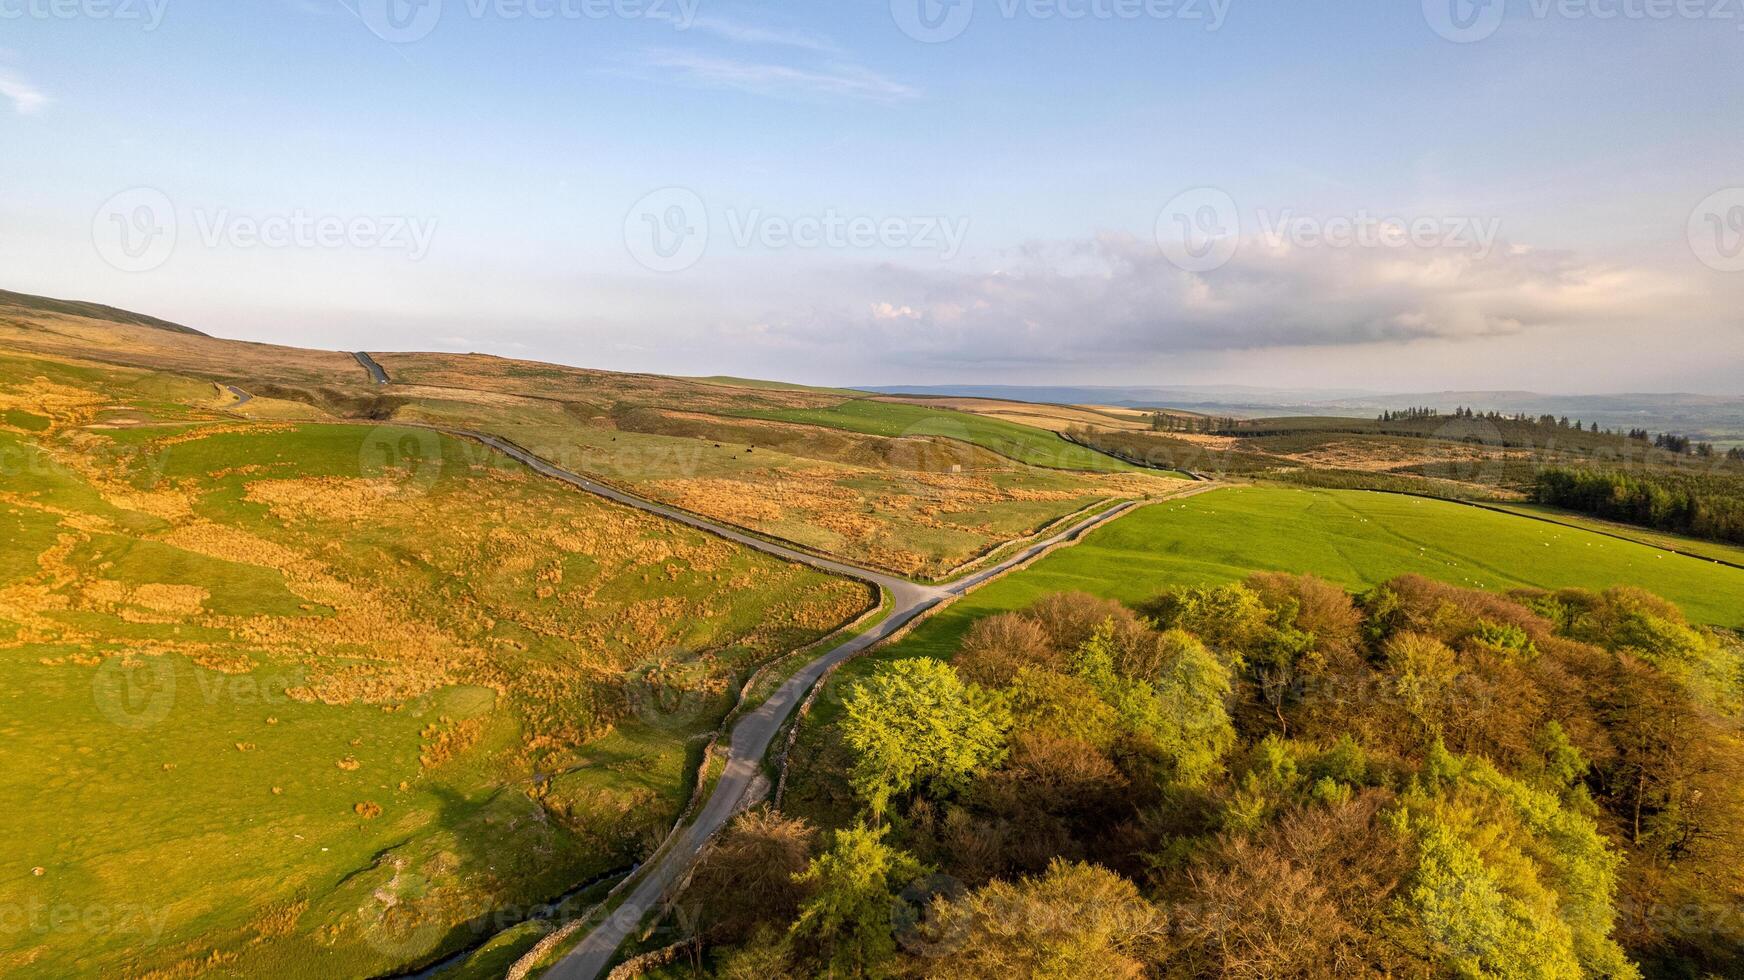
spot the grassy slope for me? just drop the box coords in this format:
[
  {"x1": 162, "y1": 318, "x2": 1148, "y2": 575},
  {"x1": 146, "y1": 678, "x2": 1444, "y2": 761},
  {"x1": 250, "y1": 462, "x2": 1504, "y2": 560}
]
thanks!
[
  {"x1": 1487, "y1": 501, "x2": 1744, "y2": 568},
  {"x1": 375, "y1": 354, "x2": 1180, "y2": 579},
  {"x1": 726, "y1": 398, "x2": 1143, "y2": 473},
  {"x1": 0, "y1": 304, "x2": 1181, "y2": 582},
  {"x1": 0, "y1": 353, "x2": 870, "y2": 978}
]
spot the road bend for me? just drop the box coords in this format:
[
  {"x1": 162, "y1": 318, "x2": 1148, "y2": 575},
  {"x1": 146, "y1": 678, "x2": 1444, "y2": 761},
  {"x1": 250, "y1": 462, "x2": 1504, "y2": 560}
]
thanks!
[{"x1": 433, "y1": 427, "x2": 1201, "y2": 980}]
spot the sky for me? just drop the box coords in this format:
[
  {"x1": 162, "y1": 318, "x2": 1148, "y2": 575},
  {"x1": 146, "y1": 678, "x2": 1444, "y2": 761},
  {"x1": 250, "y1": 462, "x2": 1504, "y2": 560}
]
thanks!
[{"x1": 2, "y1": 0, "x2": 1742, "y2": 393}]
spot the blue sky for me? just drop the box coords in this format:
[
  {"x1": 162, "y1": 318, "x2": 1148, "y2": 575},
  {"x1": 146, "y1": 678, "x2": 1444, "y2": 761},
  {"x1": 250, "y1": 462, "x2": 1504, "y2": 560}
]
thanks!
[{"x1": 3, "y1": 0, "x2": 1741, "y2": 391}]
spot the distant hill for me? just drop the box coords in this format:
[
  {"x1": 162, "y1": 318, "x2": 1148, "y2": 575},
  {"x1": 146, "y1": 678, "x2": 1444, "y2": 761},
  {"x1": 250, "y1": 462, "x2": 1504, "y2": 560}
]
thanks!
[
  {"x1": 862, "y1": 384, "x2": 1744, "y2": 446},
  {"x1": 0, "y1": 288, "x2": 206, "y2": 336}
]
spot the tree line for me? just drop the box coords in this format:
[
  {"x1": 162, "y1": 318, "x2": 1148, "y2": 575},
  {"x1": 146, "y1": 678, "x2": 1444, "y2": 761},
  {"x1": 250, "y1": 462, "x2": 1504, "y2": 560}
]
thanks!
[{"x1": 1534, "y1": 466, "x2": 1744, "y2": 547}]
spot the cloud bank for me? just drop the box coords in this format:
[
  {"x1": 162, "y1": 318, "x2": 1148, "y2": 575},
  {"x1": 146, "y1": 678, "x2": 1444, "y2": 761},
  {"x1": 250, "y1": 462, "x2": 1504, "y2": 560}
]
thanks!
[{"x1": 725, "y1": 233, "x2": 1702, "y2": 371}]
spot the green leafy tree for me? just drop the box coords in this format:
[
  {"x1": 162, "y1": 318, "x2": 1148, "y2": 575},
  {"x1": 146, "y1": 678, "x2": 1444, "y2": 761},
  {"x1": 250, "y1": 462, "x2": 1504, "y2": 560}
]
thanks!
[
  {"x1": 1071, "y1": 625, "x2": 1233, "y2": 786},
  {"x1": 841, "y1": 659, "x2": 1011, "y2": 820},
  {"x1": 791, "y1": 825, "x2": 925, "y2": 980},
  {"x1": 1400, "y1": 823, "x2": 1585, "y2": 979},
  {"x1": 1398, "y1": 752, "x2": 1639, "y2": 979},
  {"x1": 1005, "y1": 667, "x2": 1120, "y2": 749}
]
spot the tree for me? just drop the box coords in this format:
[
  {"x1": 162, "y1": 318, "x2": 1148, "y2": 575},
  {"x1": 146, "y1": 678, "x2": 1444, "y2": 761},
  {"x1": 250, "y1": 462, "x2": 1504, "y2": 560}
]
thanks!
[
  {"x1": 1005, "y1": 667, "x2": 1121, "y2": 749},
  {"x1": 1384, "y1": 632, "x2": 1460, "y2": 741},
  {"x1": 791, "y1": 825, "x2": 925, "y2": 980},
  {"x1": 715, "y1": 926, "x2": 798, "y2": 980},
  {"x1": 1399, "y1": 823, "x2": 1587, "y2": 979},
  {"x1": 1026, "y1": 592, "x2": 1143, "y2": 654},
  {"x1": 920, "y1": 861, "x2": 1167, "y2": 979},
  {"x1": 841, "y1": 659, "x2": 1011, "y2": 820},
  {"x1": 1072, "y1": 625, "x2": 1235, "y2": 786},
  {"x1": 955, "y1": 613, "x2": 1056, "y2": 686},
  {"x1": 1144, "y1": 583, "x2": 1270, "y2": 665},
  {"x1": 681, "y1": 807, "x2": 816, "y2": 942},
  {"x1": 1171, "y1": 793, "x2": 1419, "y2": 978}
]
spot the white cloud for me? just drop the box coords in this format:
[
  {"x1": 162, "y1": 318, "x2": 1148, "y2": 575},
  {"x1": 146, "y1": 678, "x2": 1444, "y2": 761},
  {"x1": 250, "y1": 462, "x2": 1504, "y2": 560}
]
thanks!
[
  {"x1": 0, "y1": 70, "x2": 47, "y2": 115},
  {"x1": 638, "y1": 49, "x2": 919, "y2": 102},
  {"x1": 722, "y1": 232, "x2": 1708, "y2": 371},
  {"x1": 661, "y1": 14, "x2": 844, "y2": 55}
]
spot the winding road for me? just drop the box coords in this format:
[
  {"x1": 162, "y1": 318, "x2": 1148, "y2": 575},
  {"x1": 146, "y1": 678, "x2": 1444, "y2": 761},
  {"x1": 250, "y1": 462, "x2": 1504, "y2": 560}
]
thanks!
[
  {"x1": 427, "y1": 430, "x2": 1180, "y2": 980},
  {"x1": 353, "y1": 351, "x2": 390, "y2": 384}
]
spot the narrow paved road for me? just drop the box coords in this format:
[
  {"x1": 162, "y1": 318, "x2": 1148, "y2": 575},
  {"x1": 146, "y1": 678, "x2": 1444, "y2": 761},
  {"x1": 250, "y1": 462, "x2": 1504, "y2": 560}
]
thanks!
[
  {"x1": 433, "y1": 428, "x2": 1189, "y2": 980},
  {"x1": 353, "y1": 351, "x2": 390, "y2": 384}
]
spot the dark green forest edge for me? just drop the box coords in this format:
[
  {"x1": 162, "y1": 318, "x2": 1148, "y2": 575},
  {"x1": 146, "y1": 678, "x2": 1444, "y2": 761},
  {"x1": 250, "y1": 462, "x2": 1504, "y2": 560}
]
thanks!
[
  {"x1": 643, "y1": 574, "x2": 1744, "y2": 979},
  {"x1": 1534, "y1": 467, "x2": 1744, "y2": 549}
]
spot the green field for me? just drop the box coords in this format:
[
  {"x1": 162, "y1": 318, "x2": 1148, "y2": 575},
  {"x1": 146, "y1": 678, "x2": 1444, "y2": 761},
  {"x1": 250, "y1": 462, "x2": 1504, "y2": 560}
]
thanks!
[
  {"x1": 0, "y1": 353, "x2": 872, "y2": 978},
  {"x1": 883, "y1": 485, "x2": 1744, "y2": 663},
  {"x1": 727, "y1": 398, "x2": 1141, "y2": 473},
  {"x1": 1489, "y1": 501, "x2": 1744, "y2": 568}
]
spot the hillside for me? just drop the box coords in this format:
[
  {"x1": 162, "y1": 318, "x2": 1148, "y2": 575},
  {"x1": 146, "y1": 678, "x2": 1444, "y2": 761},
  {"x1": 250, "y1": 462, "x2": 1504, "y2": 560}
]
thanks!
[
  {"x1": 0, "y1": 291, "x2": 1184, "y2": 580},
  {"x1": 0, "y1": 345, "x2": 874, "y2": 976}
]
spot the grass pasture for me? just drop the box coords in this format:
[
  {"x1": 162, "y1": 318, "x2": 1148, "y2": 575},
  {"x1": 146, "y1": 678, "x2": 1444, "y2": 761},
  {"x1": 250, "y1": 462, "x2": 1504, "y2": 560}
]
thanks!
[
  {"x1": 896, "y1": 487, "x2": 1744, "y2": 660},
  {"x1": 0, "y1": 354, "x2": 871, "y2": 978}
]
